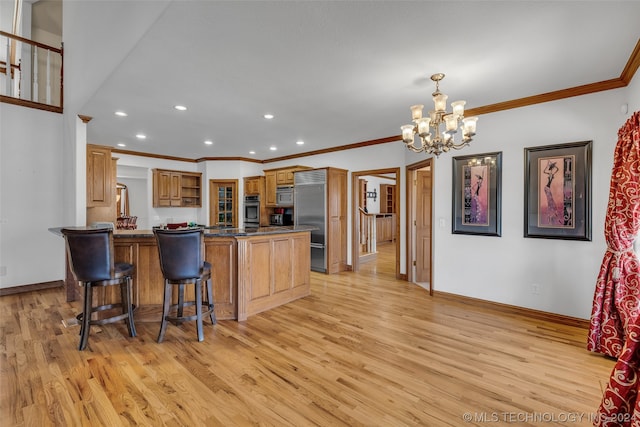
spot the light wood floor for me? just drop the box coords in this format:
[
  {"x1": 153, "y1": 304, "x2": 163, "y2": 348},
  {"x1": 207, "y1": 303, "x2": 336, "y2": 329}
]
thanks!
[{"x1": 1, "y1": 245, "x2": 614, "y2": 426}]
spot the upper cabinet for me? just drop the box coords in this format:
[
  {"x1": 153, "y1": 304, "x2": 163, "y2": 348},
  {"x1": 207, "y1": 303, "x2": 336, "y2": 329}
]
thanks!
[
  {"x1": 153, "y1": 169, "x2": 202, "y2": 207},
  {"x1": 180, "y1": 172, "x2": 202, "y2": 207},
  {"x1": 244, "y1": 176, "x2": 264, "y2": 196},
  {"x1": 87, "y1": 145, "x2": 113, "y2": 207},
  {"x1": 263, "y1": 166, "x2": 311, "y2": 207}
]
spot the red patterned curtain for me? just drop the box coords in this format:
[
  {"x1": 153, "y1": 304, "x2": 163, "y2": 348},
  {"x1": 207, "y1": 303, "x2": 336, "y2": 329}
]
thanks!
[
  {"x1": 592, "y1": 111, "x2": 640, "y2": 427},
  {"x1": 588, "y1": 111, "x2": 640, "y2": 357}
]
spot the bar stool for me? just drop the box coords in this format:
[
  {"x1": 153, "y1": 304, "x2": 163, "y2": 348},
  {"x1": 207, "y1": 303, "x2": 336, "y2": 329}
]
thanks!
[
  {"x1": 61, "y1": 227, "x2": 137, "y2": 351},
  {"x1": 153, "y1": 228, "x2": 216, "y2": 342}
]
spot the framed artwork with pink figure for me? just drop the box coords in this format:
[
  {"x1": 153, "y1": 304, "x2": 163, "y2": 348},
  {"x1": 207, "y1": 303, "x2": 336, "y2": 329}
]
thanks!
[
  {"x1": 452, "y1": 152, "x2": 502, "y2": 236},
  {"x1": 524, "y1": 141, "x2": 592, "y2": 240}
]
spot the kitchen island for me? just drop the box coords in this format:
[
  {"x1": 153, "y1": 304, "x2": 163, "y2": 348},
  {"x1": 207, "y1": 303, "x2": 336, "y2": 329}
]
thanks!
[{"x1": 57, "y1": 226, "x2": 314, "y2": 321}]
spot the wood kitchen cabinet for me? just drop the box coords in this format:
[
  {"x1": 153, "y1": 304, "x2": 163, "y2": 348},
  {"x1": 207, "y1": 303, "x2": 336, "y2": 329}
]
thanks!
[
  {"x1": 180, "y1": 172, "x2": 202, "y2": 207},
  {"x1": 379, "y1": 184, "x2": 395, "y2": 214},
  {"x1": 326, "y1": 167, "x2": 348, "y2": 274},
  {"x1": 244, "y1": 176, "x2": 263, "y2": 196},
  {"x1": 153, "y1": 169, "x2": 202, "y2": 207},
  {"x1": 263, "y1": 166, "x2": 311, "y2": 207},
  {"x1": 86, "y1": 144, "x2": 118, "y2": 225},
  {"x1": 264, "y1": 171, "x2": 277, "y2": 206},
  {"x1": 87, "y1": 144, "x2": 113, "y2": 207},
  {"x1": 375, "y1": 213, "x2": 396, "y2": 243}
]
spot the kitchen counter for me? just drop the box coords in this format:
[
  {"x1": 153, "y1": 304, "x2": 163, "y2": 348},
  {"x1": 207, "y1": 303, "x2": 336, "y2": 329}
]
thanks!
[
  {"x1": 50, "y1": 225, "x2": 316, "y2": 238},
  {"x1": 53, "y1": 226, "x2": 313, "y2": 321}
]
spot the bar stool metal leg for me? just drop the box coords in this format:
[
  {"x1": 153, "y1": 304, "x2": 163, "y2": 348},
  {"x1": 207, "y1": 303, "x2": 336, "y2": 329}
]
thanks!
[
  {"x1": 79, "y1": 282, "x2": 93, "y2": 351},
  {"x1": 121, "y1": 276, "x2": 137, "y2": 338},
  {"x1": 195, "y1": 279, "x2": 204, "y2": 342},
  {"x1": 158, "y1": 279, "x2": 172, "y2": 343},
  {"x1": 206, "y1": 277, "x2": 216, "y2": 325}
]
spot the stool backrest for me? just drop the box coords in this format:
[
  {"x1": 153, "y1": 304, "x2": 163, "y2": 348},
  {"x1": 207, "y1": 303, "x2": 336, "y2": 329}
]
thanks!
[
  {"x1": 61, "y1": 228, "x2": 114, "y2": 282},
  {"x1": 153, "y1": 228, "x2": 204, "y2": 281}
]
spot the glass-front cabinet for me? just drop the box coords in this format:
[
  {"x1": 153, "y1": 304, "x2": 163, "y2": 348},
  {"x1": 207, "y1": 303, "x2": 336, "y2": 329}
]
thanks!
[{"x1": 210, "y1": 180, "x2": 237, "y2": 227}]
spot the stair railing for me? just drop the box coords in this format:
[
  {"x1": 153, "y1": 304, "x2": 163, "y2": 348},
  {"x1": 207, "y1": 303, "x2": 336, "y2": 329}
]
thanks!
[
  {"x1": 359, "y1": 207, "x2": 377, "y2": 256},
  {"x1": 0, "y1": 30, "x2": 63, "y2": 113}
]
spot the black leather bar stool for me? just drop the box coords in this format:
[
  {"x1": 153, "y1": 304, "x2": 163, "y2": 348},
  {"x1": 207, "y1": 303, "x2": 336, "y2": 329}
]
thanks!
[
  {"x1": 61, "y1": 227, "x2": 137, "y2": 351},
  {"x1": 153, "y1": 228, "x2": 216, "y2": 342}
]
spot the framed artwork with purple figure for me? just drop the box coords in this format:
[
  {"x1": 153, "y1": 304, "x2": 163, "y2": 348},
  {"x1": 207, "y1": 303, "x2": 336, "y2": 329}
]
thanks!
[
  {"x1": 452, "y1": 152, "x2": 502, "y2": 236},
  {"x1": 524, "y1": 140, "x2": 592, "y2": 240}
]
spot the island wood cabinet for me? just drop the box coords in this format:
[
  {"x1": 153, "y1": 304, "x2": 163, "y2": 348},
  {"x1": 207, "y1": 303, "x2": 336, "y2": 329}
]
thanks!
[
  {"x1": 263, "y1": 166, "x2": 311, "y2": 207},
  {"x1": 112, "y1": 235, "x2": 238, "y2": 321},
  {"x1": 236, "y1": 232, "x2": 311, "y2": 320},
  {"x1": 153, "y1": 169, "x2": 202, "y2": 207},
  {"x1": 87, "y1": 144, "x2": 113, "y2": 207},
  {"x1": 102, "y1": 230, "x2": 311, "y2": 322}
]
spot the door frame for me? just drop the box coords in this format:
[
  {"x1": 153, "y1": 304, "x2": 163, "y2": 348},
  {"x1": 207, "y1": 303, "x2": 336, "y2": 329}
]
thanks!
[
  {"x1": 406, "y1": 158, "x2": 434, "y2": 295},
  {"x1": 351, "y1": 167, "x2": 400, "y2": 277}
]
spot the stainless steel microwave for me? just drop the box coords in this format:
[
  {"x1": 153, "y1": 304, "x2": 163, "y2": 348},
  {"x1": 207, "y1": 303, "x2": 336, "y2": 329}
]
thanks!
[{"x1": 276, "y1": 186, "x2": 294, "y2": 207}]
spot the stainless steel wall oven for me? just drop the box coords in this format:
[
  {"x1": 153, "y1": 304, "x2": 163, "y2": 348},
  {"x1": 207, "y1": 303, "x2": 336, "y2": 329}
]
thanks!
[{"x1": 244, "y1": 195, "x2": 260, "y2": 228}]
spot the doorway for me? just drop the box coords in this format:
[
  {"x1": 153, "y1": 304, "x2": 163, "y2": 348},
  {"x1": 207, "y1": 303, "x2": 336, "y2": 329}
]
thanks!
[
  {"x1": 351, "y1": 168, "x2": 400, "y2": 278},
  {"x1": 406, "y1": 158, "x2": 434, "y2": 294}
]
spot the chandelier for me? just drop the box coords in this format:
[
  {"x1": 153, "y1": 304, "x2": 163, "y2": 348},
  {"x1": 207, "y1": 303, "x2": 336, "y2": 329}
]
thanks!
[{"x1": 401, "y1": 73, "x2": 478, "y2": 157}]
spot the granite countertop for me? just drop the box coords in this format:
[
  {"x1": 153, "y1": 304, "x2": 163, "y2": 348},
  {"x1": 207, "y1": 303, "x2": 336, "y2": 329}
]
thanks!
[{"x1": 49, "y1": 225, "x2": 316, "y2": 238}]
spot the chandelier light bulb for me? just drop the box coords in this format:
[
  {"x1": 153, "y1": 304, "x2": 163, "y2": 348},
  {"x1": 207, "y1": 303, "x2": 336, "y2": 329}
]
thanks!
[
  {"x1": 451, "y1": 100, "x2": 466, "y2": 117},
  {"x1": 433, "y1": 94, "x2": 448, "y2": 112},
  {"x1": 417, "y1": 117, "x2": 431, "y2": 137},
  {"x1": 410, "y1": 105, "x2": 424, "y2": 121},
  {"x1": 462, "y1": 116, "x2": 478, "y2": 135},
  {"x1": 444, "y1": 114, "x2": 458, "y2": 134},
  {"x1": 401, "y1": 125, "x2": 415, "y2": 143}
]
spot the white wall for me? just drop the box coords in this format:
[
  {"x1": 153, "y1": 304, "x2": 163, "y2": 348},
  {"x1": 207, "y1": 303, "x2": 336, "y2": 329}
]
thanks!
[
  {"x1": 0, "y1": 103, "x2": 65, "y2": 288},
  {"x1": 62, "y1": 0, "x2": 172, "y2": 230},
  {"x1": 628, "y1": 73, "x2": 640, "y2": 114},
  {"x1": 429, "y1": 87, "x2": 633, "y2": 319}
]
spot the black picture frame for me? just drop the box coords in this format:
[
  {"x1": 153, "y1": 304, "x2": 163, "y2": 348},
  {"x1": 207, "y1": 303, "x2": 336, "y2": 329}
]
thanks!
[
  {"x1": 524, "y1": 140, "x2": 592, "y2": 240},
  {"x1": 452, "y1": 152, "x2": 502, "y2": 236}
]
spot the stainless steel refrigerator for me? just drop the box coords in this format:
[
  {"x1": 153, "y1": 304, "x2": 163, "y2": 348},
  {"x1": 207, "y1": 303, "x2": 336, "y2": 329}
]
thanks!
[{"x1": 294, "y1": 169, "x2": 327, "y2": 272}]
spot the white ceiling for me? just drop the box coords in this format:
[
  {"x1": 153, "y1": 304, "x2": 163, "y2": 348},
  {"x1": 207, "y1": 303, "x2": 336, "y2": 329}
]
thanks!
[{"x1": 72, "y1": 1, "x2": 640, "y2": 161}]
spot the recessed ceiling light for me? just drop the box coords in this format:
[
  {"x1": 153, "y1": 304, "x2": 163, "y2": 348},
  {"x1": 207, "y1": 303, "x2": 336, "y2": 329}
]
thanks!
[
  {"x1": 269, "y1": 146, "x2": 277, "y2": 151},
  {"x1": 249, "y1": 150, "x2": 256, "y2": 155},
  {"x1": 204, "y1": 140, "x2": 213, "y2": 145},
  {"x1": 115, "y1": 111, "x2": 127, "y2": 117},
  {"x1": 174, "y1": 105, "x2": 187, "y2": 111},
  {"x1": 296, "y1": 140, "x2": 305, "y2": 145},
  {"x1": 136, "y1": 133, "x2": 146, "y2": 140},
  {"x1": 264, "y1": 114, "x2": 274, "y2": 119},
  {"x1": 117, "y1": 143, "x2": 126, "y2": 147}
]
